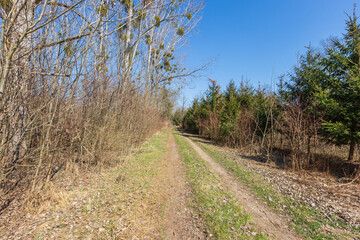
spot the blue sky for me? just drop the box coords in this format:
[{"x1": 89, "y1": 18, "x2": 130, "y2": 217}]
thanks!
[{"x1": 179, "y1": 0, "x2": 357, "y2": 106}]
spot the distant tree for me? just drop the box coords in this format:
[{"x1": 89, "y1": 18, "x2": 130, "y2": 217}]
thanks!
[
  {"x1": 183, "y1": 98, "x2": 200, "y2": 132},
  {"x1": 198, "y1": 79, "x2": 221, "y2": 139},
  {"x1": 172, "y1": 109, "x2": 184, "y2": 126},
  {"x1": 317, "y1": 10, "x2": 360, "y2": 161},
  {"x1": 205, "y1": 78, "x2": 221, "y2": 112},
  {"x1": 219, "y1": 80, "x2": 240, "y2": 145},
  {"x1": 253, "y1": 88, "x2": 271, "y2": 140},
  {"x1": 219, "y1": 80, "x2": 255, "y2": 147}
]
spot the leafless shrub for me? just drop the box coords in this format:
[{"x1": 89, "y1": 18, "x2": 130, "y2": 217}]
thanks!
[
  {"x1": 277, "y1": 99, "x2": 320, "y2": 170},
  {"x1": 199, "y1": 111, "x2": 221, "y2": 141}
]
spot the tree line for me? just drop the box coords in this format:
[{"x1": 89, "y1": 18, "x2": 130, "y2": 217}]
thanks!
[
  {"x1": 0, "y1": 0, "x2": 203, "y2": 209},
  {"x1": 181, "y1": 10, "x2": 360, "y2": 171}
]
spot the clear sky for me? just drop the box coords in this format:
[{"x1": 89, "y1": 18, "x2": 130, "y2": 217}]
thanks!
[{"x1": 179, "y1": 0, "x2": 358, "y2": 107}]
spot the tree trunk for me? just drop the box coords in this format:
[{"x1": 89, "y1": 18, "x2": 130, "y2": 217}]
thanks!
[
  {"x1": 348, "y1": 141, "x2": 356, "y2": 161},
  {"x1": 306, "y1": 134, "x2": 311, "y2": 167},
  {"x1": 9, "y1": 0, "x2": 34, "y2": 164},
  {"x1": 121, "y1": 0, "x2": 134, "y2": 93},
  {"x1": 145, "y1": 3, "x2": 157, "y2": 100}
]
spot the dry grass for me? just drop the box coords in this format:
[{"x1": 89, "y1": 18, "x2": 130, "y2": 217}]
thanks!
[{"x1": 24, "y1": 183, "x2": 70, "y2": 215}]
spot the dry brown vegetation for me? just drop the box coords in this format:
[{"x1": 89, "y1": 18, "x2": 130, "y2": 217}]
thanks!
[
  {"x1": 0, "y1": 0, "x2": 204, "y2": 213},
  {"x1": 0, "y1": 87, "x2": 165, "y2": 212}
]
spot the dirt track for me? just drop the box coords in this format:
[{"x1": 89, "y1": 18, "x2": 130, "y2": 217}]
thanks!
[
  {"x1": 181, "y1": 133, "x2": 300, "y2": 240},
  {"x1": 157, "y1": 132, "x2": 207, "y2": 239},
  {"x1": 1, "y1": 130, "x2": 304, "y2": 239}
]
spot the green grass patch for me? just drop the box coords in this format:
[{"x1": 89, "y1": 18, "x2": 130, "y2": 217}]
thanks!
[
  {"x1": 125, "y1": 129, "x2": 168, "y2": 181},
  {"x1": 174, "y1": 132, "x2": 268, "y2": 240},
  {"x1": 193, "y1": 138, "x2": 360, "y2": 240}
]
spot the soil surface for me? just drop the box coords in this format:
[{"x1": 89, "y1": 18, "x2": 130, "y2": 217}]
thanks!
[
  {"x1": 156, "y1": 133, "x2": 207, "y2": 239},
  {"x1": 182, "y1": 134, "x2": 300, "y2": 240}
]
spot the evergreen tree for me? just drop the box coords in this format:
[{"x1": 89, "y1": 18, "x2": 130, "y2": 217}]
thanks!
[
  {"x1": 253, "y1": 87, "x2": 270, "y2": 139},
  {"x1": 183, "y1": 98, "x2": 200, "y2": 132},
  {"x1": 284, "y1": 46, "x2": 325, "y2": 158},
  {"x1": 205, "y1": 78, "x2": 221, "y2": 112},
  {"x1": 318, "y1": 11, "x2": 360, "y2": 161},
  {"x1": 220, "y1": 80, "x2": 240, "y2": 137},
  {"x1": 285, "y1": 46, "x2": 324, "y2": 105}
]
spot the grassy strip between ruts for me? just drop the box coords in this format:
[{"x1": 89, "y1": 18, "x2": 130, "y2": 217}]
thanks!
[
  {"x1": 174, "y1": 131, "x2": 269, "y2": 240},
  {"x1": 192, "y1": 138, "x2": 360, "y2": 240}
]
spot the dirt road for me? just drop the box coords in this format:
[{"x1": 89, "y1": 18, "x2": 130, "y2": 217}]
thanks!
[
  {"x1": 1, "y1": 130, "x2": 303, "y2": 239},
  {"x1": 181, "y1": 133, "x2": 300, "y2": 240}
]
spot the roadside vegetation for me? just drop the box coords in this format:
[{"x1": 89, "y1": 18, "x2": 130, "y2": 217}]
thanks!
[
  {"x1": 180, "y1": 9, "x2": 360, "y2": 180},
  {"x1": 1, "y1": 129, "x2": 171, "y2": 239},
  {"x1": 174, "y1": 131, "x2": 268, "y2": 240},
  {"x1": 192, "y1": 139, "x2": 360, "y2": 240}
]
